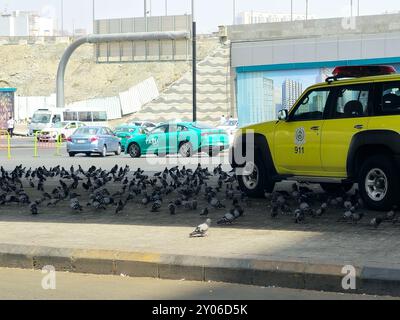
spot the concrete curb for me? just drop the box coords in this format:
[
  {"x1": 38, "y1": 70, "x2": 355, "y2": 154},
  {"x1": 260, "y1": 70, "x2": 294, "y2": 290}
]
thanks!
[{"x1": 0, "y1": 244, "x2": 398, "y2": 297}]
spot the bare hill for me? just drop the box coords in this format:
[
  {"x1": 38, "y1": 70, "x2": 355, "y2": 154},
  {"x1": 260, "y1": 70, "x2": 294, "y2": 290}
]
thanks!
[{"x1": 0, "y1": 37, "x2": 219, "y2": 104}]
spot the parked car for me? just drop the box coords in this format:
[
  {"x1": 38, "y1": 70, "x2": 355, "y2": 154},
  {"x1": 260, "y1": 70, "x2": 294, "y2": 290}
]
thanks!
[
  {"x1": 114, "y1": 125, "x2": 149, "y2": 152},
  {"x1": 36, "y1": 121, "x2": 86, "y2": 142},
  {"x1": 129, "y1": 121, "x2": 157, "y2": 129},
  {"x1": 67, "y1": 126, "x2": 122, "y2": 157},
  {"x1": 218, "y1": 118, "x2": 239, "y2": 145},
  {"x1": 125, "y1": 122, "x2": 230, "y2": 158}
]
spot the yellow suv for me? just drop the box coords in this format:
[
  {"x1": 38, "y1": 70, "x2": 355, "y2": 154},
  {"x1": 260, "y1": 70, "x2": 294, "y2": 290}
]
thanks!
[{"x1": 231, "y1": 66, "x2": 400, "y2": 211}]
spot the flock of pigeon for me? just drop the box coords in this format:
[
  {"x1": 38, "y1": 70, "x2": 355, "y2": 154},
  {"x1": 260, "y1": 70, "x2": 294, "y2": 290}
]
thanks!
[{"x1": 0, "y1": 164, "x2": 398, "y2": 238}]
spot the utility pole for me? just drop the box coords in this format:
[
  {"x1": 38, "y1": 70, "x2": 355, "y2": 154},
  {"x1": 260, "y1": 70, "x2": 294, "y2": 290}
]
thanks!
[
  {"x1": 92, "y1": 0, "x2": 95, "y2": 33},
  {"x1": 233, "y1": 0, "x2": 236, "y2": 25},
  {"x1": 165, "y1": 0, "x2": 168, "y2": 16},
  {"x1": 350, "y1": 0, "x2": 353, "y2": 17},
  {"x1": 144, "y1": 0, "x2": 147, "y2": 31},
  {"x1": 305, "y1": 0, "x2": 308, "y2": 20},
  {"x1": 61, "y1": 0, "x2": 64, "y2": 36},
  {"x1": 357, "y1": 0, "x2": 360, "y2": 16},
  {"x1": 192, "y1": 0, "x2": 197, "y2": 122},
  {"x1": 291, "y1": 0, "x2": 293, "y2": 21}
]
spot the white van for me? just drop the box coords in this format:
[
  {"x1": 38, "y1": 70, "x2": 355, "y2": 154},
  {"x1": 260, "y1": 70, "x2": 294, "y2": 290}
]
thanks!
[{"x1": 29, "y1": 108, "x2": 109, "y2": 135}]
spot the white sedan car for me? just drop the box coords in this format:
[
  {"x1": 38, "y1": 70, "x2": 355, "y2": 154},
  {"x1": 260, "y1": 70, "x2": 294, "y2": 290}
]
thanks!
[
  {"x1": 218, "y1": 119, "x2": 239, "y2": 145},
  {"x1": 37, "y1": 121, "x2": 86, "y2": 142}
]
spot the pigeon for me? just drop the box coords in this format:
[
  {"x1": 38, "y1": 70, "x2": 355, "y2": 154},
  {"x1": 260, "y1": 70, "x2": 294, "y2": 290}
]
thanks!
[
  {"x1": 370, "y1": 217, "x2": 384, "y2": 229},
  {"x1": 190, "y1": 219, "x2": 211, "y2": 238},
  {"x1": 151, "y1": 200, "x2": 162, "y2": 213},
  {"x1": 294, "y1": 209, "x2": 305, "y2": 224},
  {"x1": 168, "y1": 202, "x2": 176, "y2": 215},
  {"x1": 115, "y1": 200, "x2": 125, "y2": 214},
  {"x1": 200, "y1": 208, "x2": 209, "y2": 217},
  {"x1": 217, "y1": 212, "x2": 235, "y2": 225},
  {"x1": 351, "y1": 212, "x2": 364, "y2": 224},
  {"x1": 30, "y1": 203, "x2": 38, "y2": 215}
]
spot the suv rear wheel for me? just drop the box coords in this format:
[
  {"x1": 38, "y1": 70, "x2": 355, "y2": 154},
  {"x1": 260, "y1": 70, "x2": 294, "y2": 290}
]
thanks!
[
  {"x1": 358, "y1": 155, "x2": 400, "y2": 211},
  {"x1": 237, "y1": 154, "x2": 275, "y2": 198}
]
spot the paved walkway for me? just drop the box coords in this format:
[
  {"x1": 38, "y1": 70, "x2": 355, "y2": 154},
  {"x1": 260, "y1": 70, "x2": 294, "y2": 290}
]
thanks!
[{"x1": 0, "y1": 181, "x2": 399, "y2": 269}]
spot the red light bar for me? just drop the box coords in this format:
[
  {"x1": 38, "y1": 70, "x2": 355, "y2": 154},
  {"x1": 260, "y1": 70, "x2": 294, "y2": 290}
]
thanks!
[{"x1": 332, "y1": 65, "x2": 397, "y2": 78}]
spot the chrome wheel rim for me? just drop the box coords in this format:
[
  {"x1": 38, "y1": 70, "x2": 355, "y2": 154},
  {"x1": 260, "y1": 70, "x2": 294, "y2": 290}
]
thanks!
[
  {"x1": 365, "y1": 168, "x2": 388, "y2": 202},
  {"x1": 242, "y1": 161, "x2": 259, "y2": 190},
  {"x1": 130, "y1": 145, "x2": 139, "y2": 157}
]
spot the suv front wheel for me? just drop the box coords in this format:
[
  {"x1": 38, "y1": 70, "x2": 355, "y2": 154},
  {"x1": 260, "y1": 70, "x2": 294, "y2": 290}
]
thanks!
[
  {"x1": 237, "y1": 155, "x2": 275, "y2": 198},
  {"x1": 358, "y1": 155, "x2": 400, "y2": 211}
]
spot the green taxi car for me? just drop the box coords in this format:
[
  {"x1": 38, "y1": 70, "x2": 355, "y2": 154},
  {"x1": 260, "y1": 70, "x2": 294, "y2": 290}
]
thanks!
[
  {"x1": 124, "y1": 122, "x2": 230, "y2": 158},
  {"x1": 114, "y1": 125, "x2": 149, "y2": 152}
]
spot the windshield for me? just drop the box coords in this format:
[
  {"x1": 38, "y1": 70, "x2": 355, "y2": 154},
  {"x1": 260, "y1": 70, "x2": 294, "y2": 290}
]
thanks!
[
  {"x1": 191, "y1": 122, "x2": 213, "y2": 129},
  {"x1": 52, "y1": 122, "x2": 68, "y2": 129},
  {"x1": 32, "y1": 112, "x2": 52, "y2": 124},
  {"x1": 74, "y1": 127, "x2": 99, "y2": 136},
  {"x1": 115, "y1": 127, "x2": 136, "y2": 133}
]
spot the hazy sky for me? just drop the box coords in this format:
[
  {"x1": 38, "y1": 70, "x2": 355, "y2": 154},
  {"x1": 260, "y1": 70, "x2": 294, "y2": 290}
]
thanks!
[{"x1": 0, "y1": 0, "x2": 399, "y2": 34}]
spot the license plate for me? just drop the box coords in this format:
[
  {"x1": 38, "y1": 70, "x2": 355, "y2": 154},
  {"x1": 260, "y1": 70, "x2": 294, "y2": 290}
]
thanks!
[{"x1": 77, "y1": 140, "x2": 86, "y2": 144}]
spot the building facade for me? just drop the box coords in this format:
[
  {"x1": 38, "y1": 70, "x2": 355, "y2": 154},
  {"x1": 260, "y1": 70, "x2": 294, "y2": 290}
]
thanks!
[
  {"x1": 229, "y1": 13, "x2": 400, "y2": 127},
  {"x1": 282, "y1": 80, "x2": 303, "y2": 110},
  {"x1": 0, "y1": 11, "x2": 56, "y2": 37},
  {"x1": 236, "y1": 11, "x2": 314, "y2": 25}
]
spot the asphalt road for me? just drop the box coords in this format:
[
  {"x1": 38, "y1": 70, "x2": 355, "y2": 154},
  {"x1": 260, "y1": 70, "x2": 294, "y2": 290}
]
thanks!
[
  {"x1": 0, "y1": 268, "x2": 393, "y2": 300},
  {"x1": 0, "y1": 146, "x2": 232, "y2": 171}
]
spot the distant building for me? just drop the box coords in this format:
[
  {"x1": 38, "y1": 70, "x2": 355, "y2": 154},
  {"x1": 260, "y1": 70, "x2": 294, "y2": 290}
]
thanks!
[
  {"x1": 282, "y1": 80, "x2": 303, "y2": 110},
  {"x1": 236, "y1": 11, "x2": 316, "y2": 25},
  {"x1": 0, "y1": 11, "x2": 57, "y2": 37}
]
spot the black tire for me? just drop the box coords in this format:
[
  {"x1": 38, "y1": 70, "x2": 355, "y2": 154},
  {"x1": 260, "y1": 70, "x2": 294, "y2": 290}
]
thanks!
[
  {"x1": 85, "y1": 152, "x2": 91, "y2": 157},
  {"x1": 320, "y1": 183, "x2": 354, "y2": 195},
  {"x1": 69, "y1": 152, "x2": 76, "y2": 157},
  {"x1": 237, "y1": 153, "x2": 275, "y2": 198},
  {"x1": 179, "y1": 142, "x2": 193, "y2": 158},
  {"x1": 358, "y1": 155, "x2": 400, "y2": 211},
  {"x1": 128, "y1": 143, "x2": 141, "y2": 158},
  {"x1": 115, "y1": 144, "x2": 122, "y2": 156},
  {"x1": 100, "y1": 145, "x2": 107, "y2": 158}
]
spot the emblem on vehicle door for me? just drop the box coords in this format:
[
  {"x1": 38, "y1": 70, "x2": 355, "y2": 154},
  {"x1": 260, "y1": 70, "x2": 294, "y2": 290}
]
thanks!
[{"x1": 295, "y1": 128, "x2": 306, "y2": 146}]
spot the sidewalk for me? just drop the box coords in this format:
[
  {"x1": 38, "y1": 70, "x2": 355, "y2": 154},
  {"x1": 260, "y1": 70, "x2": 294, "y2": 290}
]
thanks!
[{"x1": 0, "y1": 181, "x2": 400, "y2": 296}]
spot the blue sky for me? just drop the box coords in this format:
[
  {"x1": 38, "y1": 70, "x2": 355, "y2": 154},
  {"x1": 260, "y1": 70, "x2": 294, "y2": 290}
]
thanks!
[{"x1": 0, "y1": 0, "x2": 399, "y2": 33}]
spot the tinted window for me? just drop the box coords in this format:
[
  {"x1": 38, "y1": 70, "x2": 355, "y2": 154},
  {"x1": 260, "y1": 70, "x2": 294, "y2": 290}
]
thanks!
[
  {"x1": 151, "y1": 126, "x2": 167, "y2": 134},
  {"x1": 93, "y1": 112, "x2": 107, "y2": 122},
  {"x1": 331, "y1": 85, "x2": 371, "y2": 119},
  {"x1": 290, "y1": 90, "x2": 330, "y2": 121},
  {"x1": 78, "y1": 112, "x2": 92, "y2": 122},
  {"x1": 75, "y1": 128, "x2": 99, "y2": 135},
  {"x1": 381, "y1": 83, "x2": 400, "y2": 115},
  {"x1": 64, "y1": 112, "x2": 78, "y2": 121}
]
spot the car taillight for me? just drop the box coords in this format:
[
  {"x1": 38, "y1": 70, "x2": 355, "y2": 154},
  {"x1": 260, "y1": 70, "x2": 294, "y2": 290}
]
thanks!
[
  {"x1": 66, "y1": 137, "x2": 72, "y2": 142},
  {"x1": 90, "y1": 137, "x2": 99, "y2": 142}
]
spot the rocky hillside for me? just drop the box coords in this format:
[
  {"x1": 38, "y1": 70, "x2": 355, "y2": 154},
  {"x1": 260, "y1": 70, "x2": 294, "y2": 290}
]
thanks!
[{"x1": 0, "y1": 37, "x2": 219, "y2": 104}]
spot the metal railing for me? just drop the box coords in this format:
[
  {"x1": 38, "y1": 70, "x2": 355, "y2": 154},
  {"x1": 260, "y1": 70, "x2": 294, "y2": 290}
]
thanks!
[
  {"x1": 0, "y1": 130, "x2": 11, "y2": 159},
  {"x1": 33, "y1": 131, "x2": 63, "y2": 158}
]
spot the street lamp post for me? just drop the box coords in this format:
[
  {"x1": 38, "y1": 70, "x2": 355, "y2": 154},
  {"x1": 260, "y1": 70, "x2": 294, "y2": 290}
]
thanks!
[
  {"x1": 291, "y1": 0, "x2": 293, "y2": 21},
  {"x1": 61, "y1": 0, "x2": 64, "y2": 36},
  {"x1": 192, "y1": 0, "x2": 197, "y2": 122},
  {"x1": 92, "y1": 0, "x2": 95, "y2": 33},
  {"x1": 305, "y1": 0, "x2": 308, "y2": 20},
  {"x1": 233, "y1": 0, "x2": 236, "y2": 25},
  {"x1": 165, "y1": 0, "x2": 168, "y2": 16}
]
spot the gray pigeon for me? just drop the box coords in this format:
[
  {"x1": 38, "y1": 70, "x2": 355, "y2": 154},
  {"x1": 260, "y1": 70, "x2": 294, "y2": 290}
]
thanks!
[{"x1": 190, "y1": 219, "x2": 211, "y2": 238}]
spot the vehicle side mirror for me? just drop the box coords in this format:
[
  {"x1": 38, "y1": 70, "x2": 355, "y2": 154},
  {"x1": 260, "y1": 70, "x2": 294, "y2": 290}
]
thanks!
[{"x1": 278, "y1": 109, "x2": 289, "y2": 121}]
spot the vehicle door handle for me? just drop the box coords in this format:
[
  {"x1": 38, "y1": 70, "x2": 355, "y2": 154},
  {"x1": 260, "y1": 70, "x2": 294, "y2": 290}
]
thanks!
[
  {"x1": 354, "y1": 125, "x2": 364, "y2": 130},
  {"x1": 310, "y1": 126, "x2": 320, "y2": 131}
]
